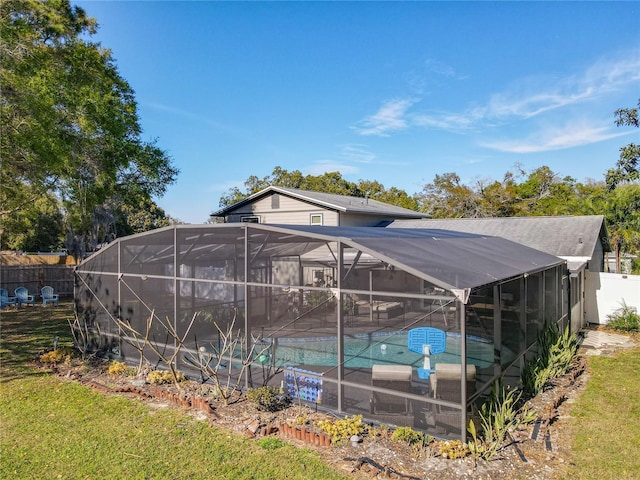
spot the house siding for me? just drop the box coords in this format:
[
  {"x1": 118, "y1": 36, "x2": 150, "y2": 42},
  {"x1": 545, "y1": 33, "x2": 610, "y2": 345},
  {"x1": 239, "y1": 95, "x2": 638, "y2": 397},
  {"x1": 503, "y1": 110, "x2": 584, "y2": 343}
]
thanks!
[
  {"x1": 225, "y1": 193, "x2": 340, "y2": 225},
  {"x1": 590, "y1": 240, "x2": 604, "y2": 272},
  {"x1": 215, "y1": 187, "x2": 429, "y2": 225}
]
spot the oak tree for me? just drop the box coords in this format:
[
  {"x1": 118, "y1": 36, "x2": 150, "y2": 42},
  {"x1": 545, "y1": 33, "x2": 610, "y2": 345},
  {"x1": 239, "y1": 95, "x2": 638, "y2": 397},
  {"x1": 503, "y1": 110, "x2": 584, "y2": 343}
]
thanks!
[{"x1": 0, "y1": 0, "x2": 178, "y2": 254}]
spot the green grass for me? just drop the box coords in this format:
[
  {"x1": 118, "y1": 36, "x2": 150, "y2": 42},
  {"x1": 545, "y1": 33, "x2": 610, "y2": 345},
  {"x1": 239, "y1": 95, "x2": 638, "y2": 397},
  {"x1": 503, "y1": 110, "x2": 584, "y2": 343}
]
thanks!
[
  {"x1": 560, "y1": 344, "x2": 640, "y2": 480},
  {"x1": 0, "y1": 303, "x2": 348, "y2": 480},
  {"x1": 3, "y1": 303, "x2": 639, "y2": 480}
]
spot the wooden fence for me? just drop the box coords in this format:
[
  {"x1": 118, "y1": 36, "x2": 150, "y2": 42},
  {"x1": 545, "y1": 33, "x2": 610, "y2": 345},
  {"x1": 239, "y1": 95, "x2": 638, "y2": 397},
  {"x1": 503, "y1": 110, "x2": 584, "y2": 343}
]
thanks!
[{"x1": 0, "y1": 265, "x2": 75, "y2": 300}]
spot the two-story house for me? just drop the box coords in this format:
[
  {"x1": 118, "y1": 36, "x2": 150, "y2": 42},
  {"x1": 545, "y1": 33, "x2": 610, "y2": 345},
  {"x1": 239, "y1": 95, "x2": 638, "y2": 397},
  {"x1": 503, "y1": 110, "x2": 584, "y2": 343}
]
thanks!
[{"x1": 210, "y1": 186, "x2": 431, "y2": 226}]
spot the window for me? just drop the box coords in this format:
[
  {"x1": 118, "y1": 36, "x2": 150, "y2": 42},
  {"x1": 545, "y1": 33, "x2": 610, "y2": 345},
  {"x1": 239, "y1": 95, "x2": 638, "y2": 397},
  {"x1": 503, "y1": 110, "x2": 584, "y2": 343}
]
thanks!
[
  {"x1": 241, "y1": 216, "x2": 260, "y2": 223},
  {"x1": 310, "y1": 213, "x2": 323, "y2": 225}
]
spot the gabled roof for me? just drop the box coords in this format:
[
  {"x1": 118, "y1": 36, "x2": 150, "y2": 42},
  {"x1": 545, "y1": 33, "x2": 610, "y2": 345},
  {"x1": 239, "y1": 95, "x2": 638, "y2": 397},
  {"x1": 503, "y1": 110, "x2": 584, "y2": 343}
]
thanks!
[
  {"x1": 387, "y1": 215, "x2": 610, "y2": 258},
  {"x1": 211, "y1": 186, "x2": 430, "y2": 220}
]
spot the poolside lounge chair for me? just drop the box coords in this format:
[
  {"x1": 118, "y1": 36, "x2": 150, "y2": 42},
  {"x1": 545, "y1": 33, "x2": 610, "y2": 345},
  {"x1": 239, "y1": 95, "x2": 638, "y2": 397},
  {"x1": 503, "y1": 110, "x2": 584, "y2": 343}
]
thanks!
[
  {"x1": 41, "y1": 286, "x2": 59, "y2": 306},
  {"x1": 15, "y1": 287, "x2": 36, "y2": 307},
  {"x1": 1, "y1": 288, "x2": 17, "y2": 308},
  {"x1": 430, "y1": 363, "x2": 476, "y2": 434},
  {"x1": 370, "y1": 364, "x2": 413, "y2": 415}
]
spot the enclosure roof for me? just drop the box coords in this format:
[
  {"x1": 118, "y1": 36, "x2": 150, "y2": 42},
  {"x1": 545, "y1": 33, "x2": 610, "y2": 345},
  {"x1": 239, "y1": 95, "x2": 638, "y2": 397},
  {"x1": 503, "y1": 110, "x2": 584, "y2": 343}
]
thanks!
[
  {"x1": 210, "y1": 186, "x2": 431, "y2": 219},
  {"x1": 265, "y1": 224, "x2": 565, "y2": 293},
  {"x1": 387, "y1": 215, "x2": 610, "y2": 258},
  {"x1": 80, "y1": 224, "x2": 565, "y2": 299}
]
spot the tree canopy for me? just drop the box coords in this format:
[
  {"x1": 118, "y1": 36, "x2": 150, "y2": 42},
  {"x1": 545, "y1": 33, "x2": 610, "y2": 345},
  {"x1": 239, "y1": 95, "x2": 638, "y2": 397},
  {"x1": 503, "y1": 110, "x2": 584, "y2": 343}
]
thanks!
[
  {"x1": 0, "y1": 0, "x2": 178, "y2": 255},
  {"x1": 218, "y1": 167, "x2": 419, "y2": 211},
  {"x1": 606, "y1": 99, "x2": 639, "y2": 189},
  {"x1": 416, "y1": 166, "x2": 603, "y2": 219}
]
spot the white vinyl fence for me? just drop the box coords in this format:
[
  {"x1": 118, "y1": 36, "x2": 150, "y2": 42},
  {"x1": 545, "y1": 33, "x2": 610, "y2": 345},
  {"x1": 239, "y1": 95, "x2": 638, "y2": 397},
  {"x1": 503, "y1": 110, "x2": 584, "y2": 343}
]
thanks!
[{"x1": 585, "y1": 272, "x2": 640, "y2": 324}]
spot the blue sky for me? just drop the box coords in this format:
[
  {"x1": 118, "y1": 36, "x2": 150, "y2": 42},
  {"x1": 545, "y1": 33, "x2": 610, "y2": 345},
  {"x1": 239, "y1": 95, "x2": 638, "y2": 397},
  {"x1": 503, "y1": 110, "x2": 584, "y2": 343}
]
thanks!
[{"x1": 74, "y1": 1, "x2": 640, "y2": 223}]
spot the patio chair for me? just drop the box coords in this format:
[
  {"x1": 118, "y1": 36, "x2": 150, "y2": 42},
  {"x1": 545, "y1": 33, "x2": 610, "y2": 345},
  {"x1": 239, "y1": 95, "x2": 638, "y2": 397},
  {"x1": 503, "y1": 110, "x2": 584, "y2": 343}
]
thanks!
[
  {"x1": 429, "y1": 363, "x2": 476, "y2": 434},
  {"x1": 15, "y1": 287, "x2": 36, "y2": 307},
  {"x1": 1, "y1": 288, "x2": 17, "y2": 308},
  {"x1": 41, "y1": 286, "x2": 59, "y2": 306},
  {"x1": 370, "y1": 364, "x2": 413, "y2": 415}
]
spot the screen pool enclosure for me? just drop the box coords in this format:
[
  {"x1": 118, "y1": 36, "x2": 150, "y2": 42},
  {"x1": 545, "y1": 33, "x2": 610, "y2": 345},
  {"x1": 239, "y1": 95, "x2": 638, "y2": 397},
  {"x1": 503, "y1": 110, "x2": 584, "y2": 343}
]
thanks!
[{"x1": 75, "y1": 223, "x2": 569, "y2": 441}]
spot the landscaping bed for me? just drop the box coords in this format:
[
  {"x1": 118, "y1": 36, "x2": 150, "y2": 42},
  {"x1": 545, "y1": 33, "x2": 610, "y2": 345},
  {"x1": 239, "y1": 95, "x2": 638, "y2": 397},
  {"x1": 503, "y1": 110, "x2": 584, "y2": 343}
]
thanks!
[
  {"x1": 6, "y1": 303, "x2": 637, "y2": 480},
  {"x1": 40, "y1": 350, "x2": 590, "y2": 480}
]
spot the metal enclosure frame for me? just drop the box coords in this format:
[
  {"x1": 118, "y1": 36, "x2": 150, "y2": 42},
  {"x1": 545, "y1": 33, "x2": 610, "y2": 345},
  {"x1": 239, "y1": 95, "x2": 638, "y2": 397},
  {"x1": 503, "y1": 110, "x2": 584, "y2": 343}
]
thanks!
[{"x1": 75, "y1": 224, "x2": 568, "y2": 441}]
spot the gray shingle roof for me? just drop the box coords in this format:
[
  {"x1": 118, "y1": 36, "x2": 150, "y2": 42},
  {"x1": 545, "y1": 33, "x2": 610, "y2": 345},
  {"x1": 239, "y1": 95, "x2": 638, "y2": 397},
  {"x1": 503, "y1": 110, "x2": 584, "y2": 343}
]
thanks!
[
  {"x1": 211, "y1": 186, "x2": 430, "y2": 219},
  {"x1": 387, "y1": 215, "x2": 609, "y2": 258}
]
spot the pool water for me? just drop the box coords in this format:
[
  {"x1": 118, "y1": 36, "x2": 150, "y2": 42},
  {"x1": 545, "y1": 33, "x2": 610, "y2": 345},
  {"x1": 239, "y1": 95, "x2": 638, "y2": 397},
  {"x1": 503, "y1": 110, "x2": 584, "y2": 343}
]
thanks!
[{"x1": 269, "y1": 332, "x2": 494, "y2": 369}]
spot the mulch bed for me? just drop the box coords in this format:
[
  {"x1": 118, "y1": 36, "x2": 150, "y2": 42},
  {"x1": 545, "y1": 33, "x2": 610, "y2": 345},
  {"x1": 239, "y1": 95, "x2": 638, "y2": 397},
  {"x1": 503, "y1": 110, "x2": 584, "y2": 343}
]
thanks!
[{"x1": 42, "y1": 354, "x2": 590, "y2": 480}]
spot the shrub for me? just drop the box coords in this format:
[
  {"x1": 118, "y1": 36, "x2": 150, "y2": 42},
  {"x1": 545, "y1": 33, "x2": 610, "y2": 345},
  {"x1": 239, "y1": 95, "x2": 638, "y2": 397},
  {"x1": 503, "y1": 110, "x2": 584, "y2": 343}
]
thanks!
[
  {"x1": 607, "y1": 301, "x2": 640, "y2": 333},
  {"x1": 291, "y1": 415, "x2": 308, "y2": 427},
  {"x1": 522, "y1": 323, "x2": 579, "y2": 397},
  {"x1": 435, "y1": 440, "x2": 468, "y2": 459},
  {"x1": 108, "y1": 361, "x2": 129, "y2": 376},
  {"x1": 468, "y1": 383, "x2": 536, "y2": 461},
  {"x1": 391, "y1": 426, "x2": 425, "y2": 446},
  {"x1": 39, "y1": 347, "x2": 76, "y2": 364},
  {"x1": 316, "y1": 414, "x2": 367, "y2": 443},
  {"x1": 247, "y1": 386, "x2": 291, "y2": 412},
  {"x1": 370, "y1": 423, "x2": 391, "y2": 438},
  {"x1": 147, "y1": 370, "x2": 185, "y2": 385}
]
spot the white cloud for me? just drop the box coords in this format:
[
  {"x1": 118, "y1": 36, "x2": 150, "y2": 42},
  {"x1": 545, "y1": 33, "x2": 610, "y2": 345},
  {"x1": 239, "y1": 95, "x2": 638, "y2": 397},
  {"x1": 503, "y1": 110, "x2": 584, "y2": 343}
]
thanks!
[
  {"x1": 423, "y1": 58, "x2": 463, "y2": 79},
  {"x1": 352, "y1": 98, "x2": 418, "y2": 136},
  {"x1": 412, "y1": 106, "x2": 487, "y2": 132},
  {"x1": 487, "y1": 55, "x2": 640, "y2": 120},
  {"x1": 406, "y1": 58, "x2": 468, "y2": 95},
  {"x1": 339, "y1": 144, "x2": 376, "y2": 163},
  {"x1": 306, "y1": 161, "x2": 360, "y2": 176},
  {"x1": 482, "y1": 122, "x2": 631, "y2": 154},
  {"x1": 353, "y1": 52, "x2": 639, "y2": 143},
  {"x1": 487, "y1": 87, "x2": 594, "y2": 120}
]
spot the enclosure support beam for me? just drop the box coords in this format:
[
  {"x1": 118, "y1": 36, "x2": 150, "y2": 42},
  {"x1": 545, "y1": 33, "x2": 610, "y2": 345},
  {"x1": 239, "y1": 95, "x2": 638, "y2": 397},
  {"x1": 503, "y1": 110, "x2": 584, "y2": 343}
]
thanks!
[
  {"x1": 173, "y1": 227, "x2": 178, "y2": 369},
  {"x1": 336, "y1": 242, "x2": 345, "y2": 412},
  {"x1": 243, "y1": 227, "x2": 250, "y2": 390},
  {"x1": 493, "y1": 285, "x2": 501, "y2": 379},
  {"x1": 459, "y1": 300, "x2": 468, "y2": 443},
  {"x1": 342, "y1": 250, "x2": 362, "y2": 281},
  {"x1": 519, "y1": 277, "x2": 527, "y2": 373},
  {"x1": 117, "y1": 241, "x2": 123, "y2": 354}
]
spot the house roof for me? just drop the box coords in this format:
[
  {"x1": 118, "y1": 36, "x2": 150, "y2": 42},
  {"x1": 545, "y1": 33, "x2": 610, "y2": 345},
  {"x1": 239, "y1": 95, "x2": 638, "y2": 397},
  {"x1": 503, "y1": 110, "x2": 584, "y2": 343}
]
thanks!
[
  {"x1": 210, "y1": 186, "x2": 431, "y2": 220},
  {"x1": 386, "y1": 215, "x2": 610, "y2": 259}
]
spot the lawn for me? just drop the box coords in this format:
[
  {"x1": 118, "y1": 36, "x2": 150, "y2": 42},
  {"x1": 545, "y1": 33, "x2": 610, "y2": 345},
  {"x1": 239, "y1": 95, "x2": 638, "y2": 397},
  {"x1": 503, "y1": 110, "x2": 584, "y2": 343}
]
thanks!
[
  {"x1": 560, "y1": 342, "x2": 640, "y2": 480},
  {"x1": 2, "y1": 302, "x2": 639, "y2": 480},
  {"x1": 0, "y1": 303, "x2": 349, "y2": 480}
]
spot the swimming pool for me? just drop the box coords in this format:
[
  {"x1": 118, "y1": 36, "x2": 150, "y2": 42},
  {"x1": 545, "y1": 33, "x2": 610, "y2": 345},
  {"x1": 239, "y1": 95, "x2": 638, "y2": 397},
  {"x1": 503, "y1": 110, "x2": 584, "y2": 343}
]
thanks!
[{"x1": 268, "y1": 331, "x2": 495, "y2": 369}]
